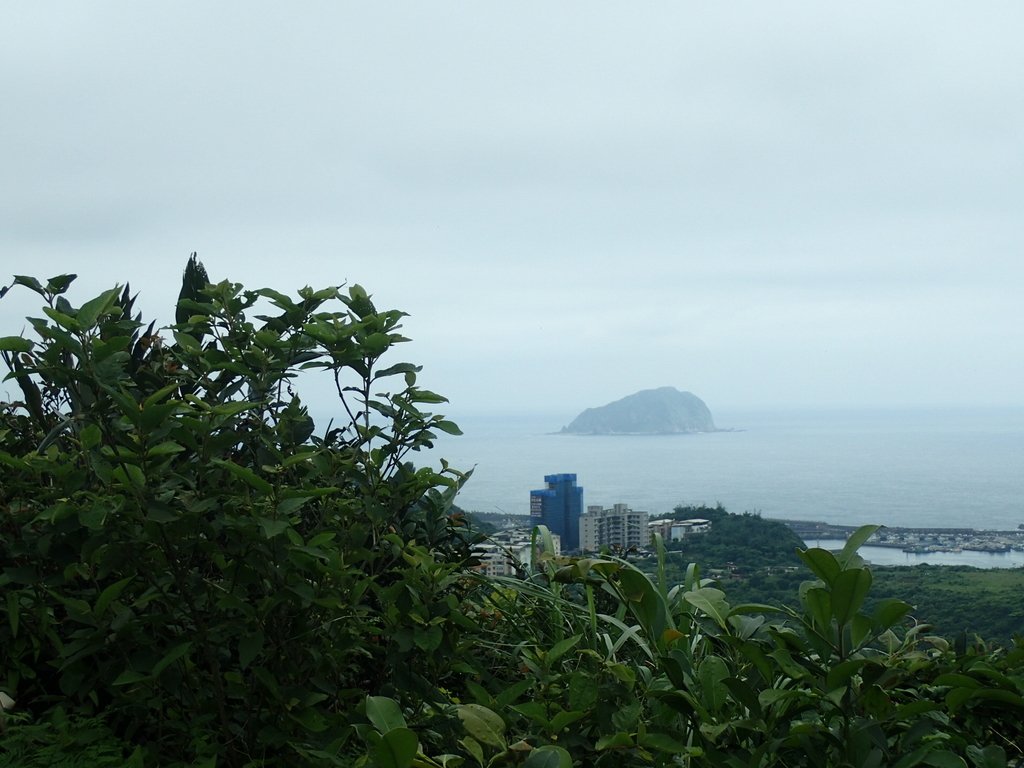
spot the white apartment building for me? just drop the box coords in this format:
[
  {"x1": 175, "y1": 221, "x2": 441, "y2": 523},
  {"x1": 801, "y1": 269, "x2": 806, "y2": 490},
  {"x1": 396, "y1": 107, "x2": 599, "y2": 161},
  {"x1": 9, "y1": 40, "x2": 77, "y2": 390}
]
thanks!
[
  {"x1": 579, "y1": 503, "x2": 650, "y2": 553},
  {"x1": 475, "y1": 528, "x2": 562, "y2": 577}
]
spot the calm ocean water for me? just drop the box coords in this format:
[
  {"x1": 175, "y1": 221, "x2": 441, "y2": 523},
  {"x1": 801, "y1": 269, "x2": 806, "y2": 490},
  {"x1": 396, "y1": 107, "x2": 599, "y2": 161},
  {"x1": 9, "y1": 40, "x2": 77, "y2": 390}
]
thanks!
[{"x1": 425, "y1": 408, "x2": 1024, "y2": 534}]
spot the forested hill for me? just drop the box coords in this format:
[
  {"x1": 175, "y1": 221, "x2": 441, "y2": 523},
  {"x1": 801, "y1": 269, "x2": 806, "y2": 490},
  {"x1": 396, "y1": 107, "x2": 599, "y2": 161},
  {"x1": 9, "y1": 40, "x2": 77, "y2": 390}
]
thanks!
[{"x1": 662, "y1": 504, "x2": 806, "y2": 568}]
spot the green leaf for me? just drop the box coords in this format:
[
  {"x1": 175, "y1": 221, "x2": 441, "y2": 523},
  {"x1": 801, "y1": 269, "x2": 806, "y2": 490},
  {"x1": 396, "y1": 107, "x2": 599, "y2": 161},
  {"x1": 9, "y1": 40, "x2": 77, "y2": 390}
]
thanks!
[
  {"x1": 697, "y1": 655, "x2": 730, "y2": 714},
  {"x1": 826, "y1": 659, "x2": 869, "y2": 691},
  {"x1": 459, "y1": 737, "x2": 484, "y2": 767},
  {"x1": 768, "y1": 649, "x2": 810, "y2": 682},
  {"x1": 212, "y1": 459, "x2": 274, "y2": 494},
  {"x1": 434, "y1": 420, "x2": 462, "y2": 435},
  {"x1": 546, "y1": 634, "x2": 581, "y2": 666},
  {"x1": 758, "y1": 688, "x2": 803, "y2": 712},
  {"x1": 922, "y1": 751, "x2": 968, "y2": 768},
  {"x1": 948, "y1": 687, "x2": 1024, "y2": 711},
  {"x1": 80, "y1": 423, "x2": 102, "y2": 450},
  {"x1": 372, "y1": 362, "x2": 421, "y2": 380},
  {"x1": 239, "y1": 631, "x2": 264, "y2": 670},
  {"x1": 172, "y1": 331, "x2": 202, "y2": 351},
  {"x1": 548, "y1": 709, "x2": 585, "y2": 733},
  {"x1": 77, "y1": 287, "x2": 122, "y2": 328},
  {"x1": 42, "y1": 306, "x2": 81, "y2": 331},
  {"x1": 143, "y1": 383, "x2": 182, "y2": 408},
  {"x1": 289, "y1": 706, "x2": 328, "y2": 733},
  {"x1": 723, "y1": 677, "x2": 762, "y2": 718},
  {"x1": 495, "y1": 678, "x2": 533, "y2": 707},
  {"x1": 111, "y1": 463, "x2": 146, "y2": 490},
  {"x1": 259, "y1": 517, "x2": 291, "y2": 539},
  {"x1": 872, "y1": 597, "x2": 913, "y2": 631},
  {"x1": 522, "y1": 746, "x2": 572, "y2": 768},
  {"x1": 934, "y1": 672, "x2": 982, "y2": 688},
  {"x1": 79, "y1": 501, "x2": 111, "y2": 529},
  {"x1": 728, "y1": 613, "x2": 766, "y2": 640},
  {"x1": 277, "y1": 496, "x2": 312, "y2": 516},
  {"x1": 0, "y1": 336, "x2": 32, "y2": 353},
  {"x1": 12, "y1": 275, "x2": 45, "y2": 295},
  {"x1": 850, "y1": 613, "x2": 873, "y2": 649},
  {"x1": 596, "y1": 732, "x2": 635, "y2": 751},
  {"x1": 45, "y1": 274, "x2": 77, "y2": 294},
  {"x1": 366, "y1": 696, "x2": 407, "y2": 734},
  {"x1": 210, "y1": 400, "x2": 261, "y2": 417},
  {"x1": 103, "y1": 387, "x2": 141, "y2": 426},
  {"x1": 6, "y1": 592, "x2": 19, "y2": 638},
  {"x1": 567, "y1": 672, "x2": 598, "y2": 711},
  {"x1": 152, "y1": 642, "x2": 192, "y2": 677},
  {"x1": 408, "y1": 388, "x2": 448, "y2": 404},
  {"x1": 140, "y1": 402, "x2": 180, "y2": 431},
  {"x1": 684, "y1": 587, "x2": 730, "y2": 628},
  {"x1": 512, "y1": 701, "x2": 549, "y2": 726},
  {"x1": 94, "y1": 577, "x2": 134, "y2": 618},
  {"x1": 362, "y1": 332, "x2": 391, "y2": 356},
  {"x1": 413, "y1": 625, "x2": 443, "y2": 651},
  {"x1": 796, "y1": 547, "x2": 841, "y2": 585},
  {"x1": 37, "y1": 416, "x2": 73, "y2": 453},
  {"x1": 112, "y1": 669, "x2": 151, "y2": 686},
  {"x1": 965, "y1": 745, "x2": 1007, "y2": 768},
  {"x1": 831, "y1": 567, "x2": 872, "y2": 626},
  {"x1": 370, "y1": 727, "x2": 418, "y2": 768},
  {"x1": 145, "y1": 503, "x2": 179, "y2": 523},
  {"x1": 457, "y1": 704, "x2": 506, "y2": 749},
  {"x1": 147, "y1": 440, "x2": 185, "y2": 457},
  {"x1": 638, "y1": 732, "x2": 690, "y2": 753},
  {"x1": 837, "y1": 524, "x2": 881, "y2": 567},
  {"x1": 803, "y1": 586, "x2": 833, "y2": 631}
]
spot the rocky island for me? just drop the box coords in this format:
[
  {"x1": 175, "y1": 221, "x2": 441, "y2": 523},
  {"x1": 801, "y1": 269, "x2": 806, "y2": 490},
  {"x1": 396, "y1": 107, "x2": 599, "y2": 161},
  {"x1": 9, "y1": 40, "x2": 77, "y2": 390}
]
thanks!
[{"x1": 561, "y1": 386, "x2": 716, "y2": 435}]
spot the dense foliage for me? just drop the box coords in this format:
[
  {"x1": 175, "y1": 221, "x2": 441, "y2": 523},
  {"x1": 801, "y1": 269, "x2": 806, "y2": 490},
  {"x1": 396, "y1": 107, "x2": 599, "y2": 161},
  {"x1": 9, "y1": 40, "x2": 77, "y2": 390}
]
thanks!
[
  {"x1": 657, "y1": 508, "x2": 1024, "y2": 647},
  {"x1": 664, "y1": 505, "x2": 806, "y2": 572},
  {"x1": 0, "y1": 270, "x2": 475, "y2": 765},
  {"x1": 3, "y1": 269, "x2": 1024, "y2": 767},
  {"x1": 871, "y1": 566, "x2": 1024, "y2": 648}
]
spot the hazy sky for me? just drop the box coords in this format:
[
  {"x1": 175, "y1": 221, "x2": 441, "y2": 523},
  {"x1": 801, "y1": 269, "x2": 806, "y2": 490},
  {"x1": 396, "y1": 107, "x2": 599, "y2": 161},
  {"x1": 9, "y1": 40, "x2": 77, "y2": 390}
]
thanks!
[{"x1": 2, "y1": 3, "x2": 1022, "y2": 419}]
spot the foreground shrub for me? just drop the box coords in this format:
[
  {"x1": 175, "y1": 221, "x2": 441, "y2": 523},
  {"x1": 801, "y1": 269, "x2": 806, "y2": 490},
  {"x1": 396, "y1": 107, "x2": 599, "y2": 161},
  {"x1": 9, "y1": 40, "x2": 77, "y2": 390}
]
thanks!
[
  {"x1": 0, "y1": 266, "x2": 473, "y2": 765},
  {"x1": 360, "y1": 530, "x2": 1024, "y2": 767}
]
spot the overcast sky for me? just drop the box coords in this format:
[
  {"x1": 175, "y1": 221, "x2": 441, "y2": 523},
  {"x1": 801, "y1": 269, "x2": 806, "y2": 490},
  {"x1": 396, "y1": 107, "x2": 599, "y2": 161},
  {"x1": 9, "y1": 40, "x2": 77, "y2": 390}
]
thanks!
[{"x1": 2, "y1": 3, "x2": 1022, "y2": 419}]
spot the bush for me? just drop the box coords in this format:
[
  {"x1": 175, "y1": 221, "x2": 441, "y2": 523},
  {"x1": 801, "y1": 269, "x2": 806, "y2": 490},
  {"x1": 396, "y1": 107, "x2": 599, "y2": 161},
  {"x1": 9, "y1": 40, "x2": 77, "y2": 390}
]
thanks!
[
  {"x1": 367, "y1": 529, "x2": 1024, "y2": 767},
  {"x1": 0, "y1": 267, "x2": 474, "y2": 765}
]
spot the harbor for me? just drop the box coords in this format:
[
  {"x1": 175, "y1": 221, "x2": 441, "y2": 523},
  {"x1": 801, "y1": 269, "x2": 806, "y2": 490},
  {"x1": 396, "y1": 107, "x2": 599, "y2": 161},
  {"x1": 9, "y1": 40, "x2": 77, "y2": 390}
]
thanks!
[{"x1": 777, "y1": 519, "x2": 1024, "y2": 565}]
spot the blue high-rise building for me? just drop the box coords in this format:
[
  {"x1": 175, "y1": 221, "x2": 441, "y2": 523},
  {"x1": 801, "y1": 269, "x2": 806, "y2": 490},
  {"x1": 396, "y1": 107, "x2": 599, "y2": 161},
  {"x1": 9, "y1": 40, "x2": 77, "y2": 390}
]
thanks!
[{"x1": 529, "y1": 473, "x2": 583, "y2": 552}]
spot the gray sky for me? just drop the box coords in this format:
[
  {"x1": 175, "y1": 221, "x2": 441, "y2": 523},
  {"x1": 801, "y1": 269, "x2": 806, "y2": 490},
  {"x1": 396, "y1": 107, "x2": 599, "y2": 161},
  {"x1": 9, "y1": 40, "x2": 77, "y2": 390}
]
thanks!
[{"x1": 2, "y1": 2, "x2": 1022, "y2": 419}]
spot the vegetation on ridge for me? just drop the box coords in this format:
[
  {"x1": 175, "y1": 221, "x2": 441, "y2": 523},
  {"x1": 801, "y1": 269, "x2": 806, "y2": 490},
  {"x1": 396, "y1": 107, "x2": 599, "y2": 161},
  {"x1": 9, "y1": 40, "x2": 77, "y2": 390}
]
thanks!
[
  {"x1": 2, "y1": 267, "x2": 1023, "y2": 767},
  {"x1": 651, "y1": 506, "x2": 1024, "y2": 646}
]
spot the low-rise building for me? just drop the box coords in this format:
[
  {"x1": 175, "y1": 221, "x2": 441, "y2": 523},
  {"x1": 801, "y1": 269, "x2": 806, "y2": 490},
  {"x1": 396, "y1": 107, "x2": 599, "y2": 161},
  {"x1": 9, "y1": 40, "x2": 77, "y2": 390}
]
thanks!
[{"x1": 649, "y1": 517, "x2": 711, "y2": 542}]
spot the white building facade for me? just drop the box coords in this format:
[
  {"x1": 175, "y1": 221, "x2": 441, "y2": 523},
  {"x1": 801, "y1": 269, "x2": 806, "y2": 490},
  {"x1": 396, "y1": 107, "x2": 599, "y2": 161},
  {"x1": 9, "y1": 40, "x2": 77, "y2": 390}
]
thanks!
[
  {"x1": 579, "y1": 503, "x2": 650, "y2": 553},
  {"x1": 475, "y1": 528, "x2": 562, "y2": 577}
]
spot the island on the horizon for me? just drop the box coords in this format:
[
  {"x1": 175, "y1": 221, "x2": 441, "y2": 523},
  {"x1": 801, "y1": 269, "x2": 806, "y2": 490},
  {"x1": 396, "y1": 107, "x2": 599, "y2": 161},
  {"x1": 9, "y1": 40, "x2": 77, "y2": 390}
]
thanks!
[{"x1": 560, "y1": 386, "x2": 717, "y2": 435}]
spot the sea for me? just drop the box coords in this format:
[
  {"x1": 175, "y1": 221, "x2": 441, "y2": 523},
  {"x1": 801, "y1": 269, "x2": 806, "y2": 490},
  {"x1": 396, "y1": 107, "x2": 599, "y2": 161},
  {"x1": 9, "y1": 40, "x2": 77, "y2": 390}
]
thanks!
[{"x1": 422, "y1": 407, "x2": 1024, "y2": 568}]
